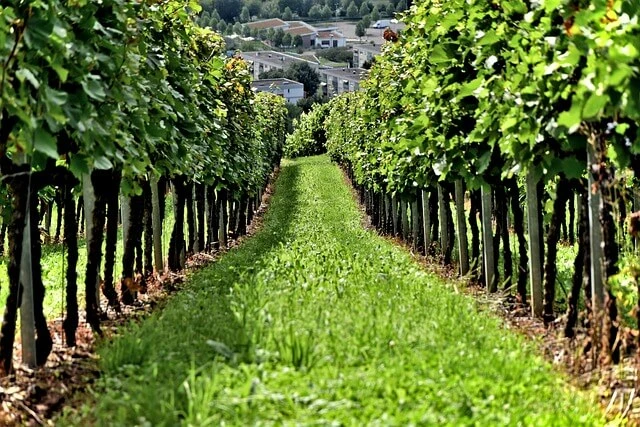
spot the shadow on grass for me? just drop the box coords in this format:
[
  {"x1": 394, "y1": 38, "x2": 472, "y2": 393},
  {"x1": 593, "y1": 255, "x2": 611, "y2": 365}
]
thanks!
[{"x1": 89, "y1": 161, "x2": 303, "y2": 424}]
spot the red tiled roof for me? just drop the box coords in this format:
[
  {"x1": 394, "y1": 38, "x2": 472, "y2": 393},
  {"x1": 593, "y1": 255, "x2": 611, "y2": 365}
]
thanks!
[
  {"x1": 316, "y1": 31, "x2": 343, "y2": 39},
  {"x1": 284, "y1": 26, "x2": 316, "y2": 36},
  {"x1": 246, "y1": 18, "x2": 287, "y2": 30}
]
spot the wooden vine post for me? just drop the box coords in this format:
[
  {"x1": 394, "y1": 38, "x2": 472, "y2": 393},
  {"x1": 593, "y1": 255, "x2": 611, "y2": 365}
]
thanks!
[
  {"x1": 150, "y1": 176, "x2": 164, "y2": 272},
  {"x1": 481, "y1": 184, "x2": 496, "y2": 291},
  {"x1": 19, "y1": 200, "x2": 37, "y2": 368},
  {"x1": 455, "y1": 180, "x2": 469, "y2": 276},
  {"x1": 438, "y1": 184, "x2": 449, "y2": 257},
  {"x1": 587, "y1": 144, "x2": 604, "y2": 309},
  {"x1": 526, "y1": 171, "x2": 543, "y2": 318},
  {"x1": 421, "y1": 189, "x2": 431, "y2": 253}
]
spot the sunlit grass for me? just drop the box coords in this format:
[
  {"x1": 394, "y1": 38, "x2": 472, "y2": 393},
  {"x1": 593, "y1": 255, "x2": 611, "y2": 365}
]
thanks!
[{"x1": 62, "y1": 156, "x2": 603, "y2": 426}]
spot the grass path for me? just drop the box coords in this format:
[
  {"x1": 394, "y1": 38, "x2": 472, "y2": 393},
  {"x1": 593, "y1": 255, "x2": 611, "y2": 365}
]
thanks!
[{"x1": 65, "y1": 156, "x2": 602, "y2": 425}]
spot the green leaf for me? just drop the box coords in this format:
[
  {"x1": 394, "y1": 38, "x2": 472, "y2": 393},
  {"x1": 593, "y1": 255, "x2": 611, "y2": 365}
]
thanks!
[
  {"x1": 582, "y1": 93, "x2": 608, "y2": 119},
  {"x1": 557, "y1": 103, "x2": 582, "y2": 133},
  {"x1": 70, "y1": 154, "x2": 90, "y2": 176},
  {"x1": 44, "y1": 86, "x2": 68, "y2": 106},
  {"x1": 430, "y1": 45, "x2": 450, "y2": 64},
  {"x1": 94, "y1": 156, "x2": 113, "y2": 170},
  {"x1": 478, "y1": 30, "x2": 500, "y2": 46},
  {"x1": 33, "y1": 128, "x2": 59, "y2": 159},
  {"x1": 81, "y1": 78, "x2": 106, "y2": 101},
  {"x1": 458, "y1": 77, "x2": 483, "y2": 98},
  {"x1": 16, "y1": 68, "x2": 40, "y2": 89}
]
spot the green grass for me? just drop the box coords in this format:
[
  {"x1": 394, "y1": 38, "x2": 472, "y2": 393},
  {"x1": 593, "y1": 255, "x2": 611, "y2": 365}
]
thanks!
[{"x1": 62, "y1": 156, "x2": 603, "y2": 426}]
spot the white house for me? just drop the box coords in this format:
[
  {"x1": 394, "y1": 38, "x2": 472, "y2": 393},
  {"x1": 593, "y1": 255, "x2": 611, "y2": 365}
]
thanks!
[{"x1": 251, "y1": 78, "x2": 304, "y2": 104}]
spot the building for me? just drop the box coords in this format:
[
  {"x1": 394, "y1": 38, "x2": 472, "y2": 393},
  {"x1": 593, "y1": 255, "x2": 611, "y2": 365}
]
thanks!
[
  {"x1": 283, "y1": 25, "x2": 316, "y2": 49},
  {"x1": 251, "y1": 78, "x2": 304, "y2": 104},
  {"x1": 315, "y1": 30, "x2": 347, "y2": 48},
  {"x1": 245, "y1": 18, "x2": 288, "y2": 31},
  {"x1": 241, "y1": 51, "x2": 320, "y2": 80},
  {"x1": 353, "y1": 43, "x2": 382, "y2": 68},
  {"x1": 319, "y1": 68, "x2": 368, "y2": 97},
  {"x1": 242, "y1": 19, "x2": 346, "y2": 49}
]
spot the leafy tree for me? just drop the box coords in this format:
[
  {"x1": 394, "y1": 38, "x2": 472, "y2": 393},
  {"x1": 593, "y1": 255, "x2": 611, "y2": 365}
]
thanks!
[
  {"x1": 246, "y1": 0, "x2": 262, "y2": 16},
  {"x1": 243, "y1": 25, "x2": 252, "y2": 37},
  {"x1": 386, "y1": 2, "x2": 395, "y2": 16},
  {"x1": 377, "y1": 3, "x2": 386, "y2": 14},
  {"x1": 317, "y1": 47, "x2": 353, "y2": 66},
  {"x1": 347, "y1": 1, "x2": 359, "y2": 18},
  {"x1": 355, "y1": 21, "x2": 366, "y2": 38},
  {"x1": 283, "y1": 6, "x2": 294, "y2": 20},
  {"x1": 259, "y1": 63, "x2": 320, "y2": 96},
  {"x1": 217, "y1": 20, "x2": 228, "y2": 34},
  {"x1": 239, "y1": 6, "x2": 251, "y2": 22},
  {"x1": 288, "y1": 62, "x2": 321, "y2": 95},
  {"x1": 273, "y1": 28, "x2": 285, "y2": 47},
  {"x1": 200, "y1": 0, "x2": 215, "y2": 13},
  {"x1": 279, "y1": 0, "x2": 303, "y2": 15},
  {"x1": 294, "y1": 35, "x2": 304, "y2": 47},
  {"x1": 362, "y1": 14, "x2": 371, "y2": 28},
  {"x1": 282, "y1": 33, "x2": 293, "y2": 47},
  {"x1": 267, "y1": 28, "x2": 276, "y2": 40},
  {"x1": 261, "y1": 1, "x2": 280, "y2": 18},
  {"x1": 321, "y1": 5, "x2": 333, "y2": 19},
  {"x1": 396, "y1": 0, "x2": 407, "y2": 11},
  {"x1": 233, "y1": 22, "x2": 243, "y2": 34},
  {"x1": 308, "y1": 4, "x2": 322, "y2": 19},
  {"x1": 359, "y1": 2, "x2": 370, "y2": 16},
  {"x1": 215, "y1": 0, "x2": 243, "y2": 22},
  {"x1": 370, "y1": 5, "x2": 380, "y2": 21}
]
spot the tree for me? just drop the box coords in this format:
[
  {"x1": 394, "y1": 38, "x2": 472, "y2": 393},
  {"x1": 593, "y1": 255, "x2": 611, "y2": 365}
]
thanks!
[
  {"x1": 396, "y1": 0, "x2": 407, "y2": 11},
  {"x1": 260, "y1": 63, "x2": 320, "y2": 96},
  {"x1": 347, "y1": 1, "x2": 358, "y2": 18},
  {"x1": 261, "y1": 1, "x2": 280, "y2": 18},
  {"x1": 278, "y1": 0, "x2": 303, "y2": 15},
  {"x1": 217, "y1": 20, "x2": 228, "y2": 34},
  {"x1": 293, "y1": 34, "x2": 304, "y2": 47},
  {"x1": 308, "y1": 4, "x2": 322, "y2": 19},
  {"x1": 359, "y1": 2, "x2": 370, "y2": 16},
  {"x1": 239, "y1": 6, "x2": 251, "y2": 22},
  {"x1": 243, "y1": 25, "x2": 252, "y2": 37},
  {"x1": 362, "y1": 14, "x2": 371, "y2": 28},
  {"x1": 386, "y1": 1, "x2": 395, "y2": 16},
  {"x1": 246, "y1": 0, "x2": 262, "y2": 16},
  {"x1": 282, "y1": 32, "x2": 293, "y2": 47},
  {"x1": 273, "y1": 28, "x2": 285, "y2": 47},
  {"x1": 355, "y1": 21, "x2": 366, "y2": 38},
  {"x1": 287, "y1": 62, "x2": 321, "y2": 95},
  {"x1": 321, "y1": 5, "x2": 333, "y2": 19},
  {"x1": 370, "y1": 5, "x2": 380, "y2": 21},
  {"x1": 233, "y1": 22, "x2": 243, "y2": 35},
  {"x1": 215, "y1": 0, "x2": 243, "y2": 22},
  {"x1": 283, "y1": 6, "x2": 294, "y2": 20}
]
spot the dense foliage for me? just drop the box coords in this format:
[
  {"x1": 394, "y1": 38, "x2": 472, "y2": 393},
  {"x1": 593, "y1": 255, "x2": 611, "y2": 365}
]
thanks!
[
  {"x1": 0, "y1": 0, "x2": 287, "y2": 373},
  {"x1": 306, "y1": 0, "x2": 640, "y2": 365},
  {"x1": 285, "y1": 103, "x2": 330, "y2": 157}
]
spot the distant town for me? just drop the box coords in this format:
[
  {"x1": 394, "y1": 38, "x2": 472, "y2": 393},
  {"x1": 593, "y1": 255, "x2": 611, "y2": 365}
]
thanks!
[{"x1": 196, "y1": 0, "x2": 406, "y2": 106}]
